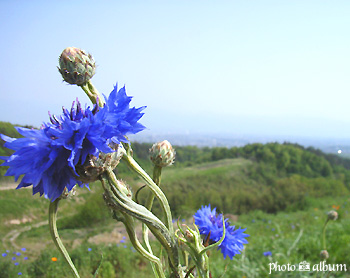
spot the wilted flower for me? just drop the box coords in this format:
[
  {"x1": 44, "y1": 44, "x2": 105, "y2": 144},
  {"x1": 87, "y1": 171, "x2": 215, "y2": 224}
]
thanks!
[
  {"x1": 194, "y1": 204, "x2": 249, "y2": 259},
  {"x1": 0, "y1": 85, "x2": 145, "y2": 201}
]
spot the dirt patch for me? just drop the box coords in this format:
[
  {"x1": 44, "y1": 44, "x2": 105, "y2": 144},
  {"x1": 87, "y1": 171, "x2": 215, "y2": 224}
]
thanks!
[{"x1": 5, "y1": 215, "x2": 35, "y2": 225}]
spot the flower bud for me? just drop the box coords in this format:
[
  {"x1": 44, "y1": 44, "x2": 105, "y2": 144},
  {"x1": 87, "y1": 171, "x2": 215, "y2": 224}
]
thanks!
[
  {"x1": 58, "y1": 47, "x2": 96, "y2": 85},
  {"x1": 60, "y1": 187, "x2": 76, "y2": 200},
  {"x1": 320, "y1": 250, "x2": 329, "y2": 260},
  {"x1": 75, "y1": 147, "x2": 123, "y2": 183},
  {"x1": 149, "y1": 140, "x2": 175, "y2": 167},
  {"x1": 327, "y1": 210, "x2": 338, "y2": 221}
]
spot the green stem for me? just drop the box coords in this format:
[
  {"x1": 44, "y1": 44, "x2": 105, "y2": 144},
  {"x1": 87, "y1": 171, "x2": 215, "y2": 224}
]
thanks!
[
  {"x1": 80, "y1": 83, "x2": 97, "y2": 105},
  {"x1": 142, "y1": 166, "x2": 163, "y2": 277},
  {"x1": 143, "y1": 166, "x2": 162, "y2": 239},
  {"x1": 322, "y1": 219, "x2": 329, "y2": 250},
  {"x1": 122, "y1": 212, "x2": 165, "y2": 278},
  {"x1": 122, "y1": 153, "x2": 173, "y2": 234},
  {"x1": 49, "y1": 199, "x2": 80, "y2": 278},
  {"x1": 79, "y1": 80, "x2": 104, "y2": 107},
  {"x1": 87, "y1": 80, "x2": 104, "y2": 107},
  {"x1": 102, "y1": 168, "x2": 178, "y2": 271}
]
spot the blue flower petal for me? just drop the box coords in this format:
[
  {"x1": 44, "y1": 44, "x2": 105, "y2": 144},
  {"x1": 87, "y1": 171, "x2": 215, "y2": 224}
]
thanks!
[
  {"x1": 0, "y1": 84, "x2": 145, "y2": 201},
  {"x1": 194, "y1": 205, "x2": 249, "y2": 260}
]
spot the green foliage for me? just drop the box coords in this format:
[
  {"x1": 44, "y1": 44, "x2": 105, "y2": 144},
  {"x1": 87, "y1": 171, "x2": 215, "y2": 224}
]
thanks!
[
  {"x1": 126, "y1": 141, "x2": 350, "y2": 216},
  {"x1": 1, "y1": 197, "x2": 349, "y2": 278},
  {"x1": 59, "y1": 186, "x2": 111, "y2": 229}
]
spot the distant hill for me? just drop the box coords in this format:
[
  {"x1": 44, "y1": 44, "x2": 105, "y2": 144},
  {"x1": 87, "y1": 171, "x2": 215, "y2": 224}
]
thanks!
[
  {"x1": 2, "y1": 121, "x2": 350, "y2": 215},
  {"x1": 0, "y1": 121, "x2": 36, "y2": 178},
  {"x1": 129, "y1": 141, "x2": 350, "y2": 215}
]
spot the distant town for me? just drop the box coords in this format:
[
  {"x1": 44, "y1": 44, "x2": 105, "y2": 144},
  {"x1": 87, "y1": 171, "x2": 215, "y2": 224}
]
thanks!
[{"x1": 129, "y1": 131, "x2": 350, "y2": 157}]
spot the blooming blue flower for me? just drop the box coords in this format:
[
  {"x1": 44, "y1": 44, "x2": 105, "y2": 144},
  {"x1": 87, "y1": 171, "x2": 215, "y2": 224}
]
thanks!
[
  {"x1": 263, "y1": 251, "x2": 272, "y2": 256},
  {"x1": 21, "y1": 248, "x2": 26, "y2": 252},
  {"x1": 2, "y1": 253, "x2": 7, "y2": 257},
  {"x1": 194, "y1": 204, "x2": 249, "y2": 260},
  {"x1": 88, "y1": 248, "x2": 92, "y2": 252},
  {"x1": 0, "y1": 85, "x2": 145, "y2": 201},
  {"x1": 14, "y1": 262, "x2": 19, "y2": 266}
]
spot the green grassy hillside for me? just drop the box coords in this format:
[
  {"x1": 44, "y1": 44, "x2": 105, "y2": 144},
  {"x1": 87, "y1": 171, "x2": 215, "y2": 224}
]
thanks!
[{"x1": 1, "y1": 121, "x2": 350, "y2": 277}]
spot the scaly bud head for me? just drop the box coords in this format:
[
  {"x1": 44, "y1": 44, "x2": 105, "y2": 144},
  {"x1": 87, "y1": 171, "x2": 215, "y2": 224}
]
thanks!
[
  {"x1": 75, "y1": 147, "x2": 123, "y2": 183},
  {"x1": 327, "y1": 210, "x2": 338, "y2": 221},
  {"x1": 58, "y1": 47, "x2": 96, "y2": 86},
  {"x1": 149, "y1": 140, "x2": 176, "y2": 167},
  {"x1": 320, "y1": 250, "x2": 329, "y2": 260},
  {"x1": 60, "y1": 187, "x2": 76, "y2": 200}
]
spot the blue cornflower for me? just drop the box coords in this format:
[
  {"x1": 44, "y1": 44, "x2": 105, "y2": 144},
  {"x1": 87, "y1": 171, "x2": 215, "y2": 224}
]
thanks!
[
  {"x1": 194, "y1": 205, "x2": 249, "y2": 260},
  {"x1": 0, "y1": 84, "x2": 145, "y2": 201},
  {"x1": 263, "y1": 251, "x2": 272, "y2": 256},
  {"x1": 2, "y1": 253, "x2": 7, "y2": 257}
]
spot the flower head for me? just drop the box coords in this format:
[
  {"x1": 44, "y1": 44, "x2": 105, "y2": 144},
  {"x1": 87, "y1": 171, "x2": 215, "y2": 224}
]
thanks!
[
  {"x1": 327, "y1": 210, "x2": 338, "y2": 221},
  {"x1": 0, "y1": 85, "x2": 145, "y2": 201},
  {"x1": 263, "y1": 251, "x2": 272, "y2": 256},
  {"x1": 58, "y1": 47, "x2": 96, "y2": 86},
  {"x1": 194, "y1": 205, "x2": 249, "y2": 259},
  {"x1": 320, "y1": 250, "x2": 329, "y2": 260},
  {"x1": 149, "y1": 140, "x2": 176, "y2": 167}
]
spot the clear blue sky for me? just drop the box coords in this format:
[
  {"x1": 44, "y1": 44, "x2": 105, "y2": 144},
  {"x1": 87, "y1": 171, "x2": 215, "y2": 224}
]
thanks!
[{"x1": 1, "y1": 1, "x2": 350, "y2": 139}]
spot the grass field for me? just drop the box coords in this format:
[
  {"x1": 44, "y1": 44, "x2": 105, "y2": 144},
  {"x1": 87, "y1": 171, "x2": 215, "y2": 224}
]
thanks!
[
  {"x1": 1, "y1": 155, "x2": 350, "y2": 277},
  {"x1": 1, "y1": 187, "x2": 350, "y2": 277}
]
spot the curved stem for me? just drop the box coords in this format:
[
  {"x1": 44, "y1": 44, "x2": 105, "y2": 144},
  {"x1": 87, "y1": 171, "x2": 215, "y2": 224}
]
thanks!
[
  {"x1": 121, "y1": 212, "x2": 165, "y2": 278},
  {"x1": 80, "y1": 83, "x2": 97, "y2": 105},
  {"x1": 122, "y1": 153, "x2": 173, "y2": 234},
  {"x1": 79, "y1": 81, "x2": 104, "y2": 107},
  {"x1": 87, "y1": 80, "x2": 104, "y2": 107},
  {"x1": 49, "y1": 199, "x2": 80, "y2": 278},
  {"x1": 143, "y1": 166, "x2": 163, "y2": 243},
  {"x1": 143, "y1": 166, "x2": 163, "y2": 277},
  {"x1": 102, "y1": 168, "x2": 178, "y2": 269}
]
